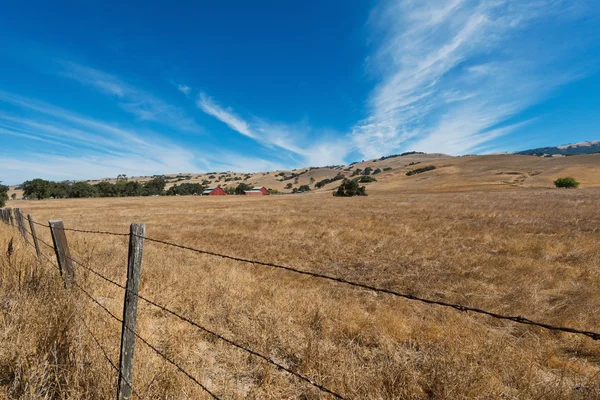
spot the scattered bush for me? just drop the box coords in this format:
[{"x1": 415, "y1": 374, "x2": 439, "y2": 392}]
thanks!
[
  {"x1": 383, "y1": 167, "x2": 392, "y2": 171},
  {"x1": 406, "y1": 166, "x2": 436, "y2": 176},
  {"x1": 333, "y1": 178, "x2": 367, "y2": 197},
  {"x1": 554, "y1": 177, "x2": 580, "y2": 188},
  {"x1": 373, "y1": 168, "x2": 382, "y2": 175},
  {"x1": 359, "y1": 176, "x2": 377, "y2": 183},
  {"x1": 315, "y1": 173, "x2": 345, "y2": 189},
  {"x1": 285, "y1": 183, "x2": 293, "y2": 189},
  {"x1": 379, "y1": 151, "x2": 424, "y2": 161}
]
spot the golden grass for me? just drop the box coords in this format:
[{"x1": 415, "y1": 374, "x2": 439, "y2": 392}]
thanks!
[{"x1": 1, "y1": 188, "x2": 600, "y2": 399}]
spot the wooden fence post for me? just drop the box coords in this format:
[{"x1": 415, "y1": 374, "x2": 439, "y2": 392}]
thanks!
[
  {"x1": 117, "y1": 223, "x2": 145, "y2": 400},
  {"x1": 27, "y1": 214, "x2": 42, "y2": 260},
  {"x1": 14, "y1": 209, "x2": 28, "y2": 243},
  {"x1": 48, "y1": 219, "x2": 75, "y2": 288},
  {"x1": 7, "y1": 208, "x2": 14, "y2": 227},
  {"x1": 0, "y1": 209, "x2": 5, "y2": 224}
]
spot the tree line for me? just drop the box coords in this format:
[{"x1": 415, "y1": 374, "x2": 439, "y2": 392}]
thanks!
[
  {"x1": 0, "y1": 183, "x2": 8, "y2": 207},
  {"x1": 18, "y1": 178, "x2": 175, "y2": 200},
  {"x1": 18, "y1": 179, "x2": 271, "y2": 200}
]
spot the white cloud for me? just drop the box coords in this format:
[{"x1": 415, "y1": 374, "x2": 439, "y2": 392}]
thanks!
[
  {"x1": 0, "y1": 90, "x2": 291, "y2": 184},
  {"x1": 352, "y1": 0, "x2": 596, "y2": 157},
  {"x1": 0, "y1": 91, "x2": 201, "y2": 183},
  {"x1": 60, "y1": 62, "x2": 202, "y2": 133},
  {"x1": 196, "y1": 93, "x2": 256, "y2": 139},
  {"x1": 176, "y1": 84, "x2": 191, "y2": 96},
  {"x1": 195, "y1": 92, "x2": 352, "y2": 167}
]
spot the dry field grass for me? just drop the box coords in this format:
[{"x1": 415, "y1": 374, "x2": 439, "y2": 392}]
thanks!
[{"x1": 1, "y1": 187, "x2": 600, "y2": 399}]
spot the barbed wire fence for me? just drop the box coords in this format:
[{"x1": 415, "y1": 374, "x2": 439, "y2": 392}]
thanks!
[{"x1": 1, "y1": 206, "x2": 600, "y2": 399}]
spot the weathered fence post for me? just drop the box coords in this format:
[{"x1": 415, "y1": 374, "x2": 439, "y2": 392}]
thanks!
[
  {"x1": 0, "y1": 209, "x2": 6, "y2": 224},
  {"x1": 27, "y1": 214, "x2": 42, "y2": 260},
  {"x1": 116, "y1": 223, "x2": 145, "y2": 400},
  {"x1": 48, "y1": 219, "x2": 75, "y2": 288},
  {"x1": 7, "y1": 208, "x2": 14, "y2": 227},
  {"x1": 14, "y1": 209, "x2": 28, "y2": 243}
]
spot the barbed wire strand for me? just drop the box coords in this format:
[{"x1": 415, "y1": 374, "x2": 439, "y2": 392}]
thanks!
[
  {"x1": 30, "y1": 219, "x2": 128, "y2": 237},
  {"x1": 14, "y1": 235, "x2": 144, "y2": 400},
  {"x1": 71, "y1": 278, "x2": 221, "y2": 400},
  {"x1": 76, "y1": 311, "x2": 144, "y2": 400},
  {"x1": 133, "y1": 234, "x2": 600, "y2": 341},
  {"x1": 16, "y1": 219, "x2": 600, "y2": 342},
  {"x1": 27, "y1": 242, "x2": 220, "y2": 400},
  {"x1": 23, "y1": 226, "x2": 348, "y2": 399}
]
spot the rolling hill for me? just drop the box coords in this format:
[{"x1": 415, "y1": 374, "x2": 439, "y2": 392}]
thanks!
[
  {"x1": 517, "y1": 140, "x2": 600, "y2": 156},
  {"x1": 6, "y1": 151, "x2": 600, "y2": 199}
]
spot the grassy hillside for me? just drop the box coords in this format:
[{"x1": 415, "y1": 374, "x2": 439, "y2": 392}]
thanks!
[{"x1": 7, "y1": 153, "x2": 600, "y2": 200}]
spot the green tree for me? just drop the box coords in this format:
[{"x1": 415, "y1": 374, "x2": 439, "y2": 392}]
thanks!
[
  {"x1": 11, "y1": 193, "x2": 17, "y2": 200},
  {"x1": 234, "y1": 182, "x2": 253, "y2": 195},
  {"x1": 96, "y1": 182, "x2": 118, "y2": 197},
  {"x1": 143, "y1": 178, "x2": 166, "y2": 196},
  {"x1": 22, "y1": 179, "x2": 52, "y2": 199},
  {"x1": 50, "y1": 182, "x2": 71, "y2": 199},
  {"x1": 554, "y1": 177, "x2": 580, "y2": 188},
  {"x1": 333, "y1": 178, "x2": 367, "y2": 197},
  {"x1": 121, "y1": 181, "x2": 144, "y2": 197},
  {"x1": 285, "y1": 183, "x2": 293, "y2": 189},
  {"x1": 166, "y1": 183, "x2": 205, "y2": 196},
  {"x1": 0, "y1": 183, "x2": 8, "y2": 207},
  {"x1": 69, "y1": 182, "x2": 98, "y2": 198}
]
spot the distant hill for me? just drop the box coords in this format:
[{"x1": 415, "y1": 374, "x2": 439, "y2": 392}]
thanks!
[{"x1": 517, "y1": 140, "x2": 600, "y2": 156}]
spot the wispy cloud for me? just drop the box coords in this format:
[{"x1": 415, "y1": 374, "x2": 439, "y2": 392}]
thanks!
[
  {"x1": 0, "y1": 90, "x2": 200, "y2": 183},
  {"x1": 196, "y1": 93, "x2": 256, "y2": 139},
  {"x1": 60, "y1": 62, "x2": 202, "y2": 133},
  {"x1": 195, "y1": 92, "x2": 351, "y2": 166},
  {"x1": 0, "y1": 90, "x2": 288, "y2": 183},
  {"x1": 176, "y1": 84, "x2": 191, "y2": 96},
  {"x1": 352, "y1": 0, "x2": 596, "y2": 157}
]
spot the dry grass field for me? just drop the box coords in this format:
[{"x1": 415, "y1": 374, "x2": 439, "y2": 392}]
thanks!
[{"x1": 1, "y1": 186, "x2": 600, "y2": 399}]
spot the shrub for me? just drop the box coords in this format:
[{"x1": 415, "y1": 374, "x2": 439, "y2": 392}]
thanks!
[
  {"x1": 373, "y1": 168, "x2": 382, "y2": 175},
  {"x1": 315, "y1": 173, "x2": 345, "y2": 189},
  {"x1": 333, "y1": 178, "x2": 367, "y2": 197},
  {"x1": 359, "y1": 176, "x2": 377, "y2": 183},
  {"x1": 554, "y1": 177, "x2": 579, "y2": 188},
  {"x1": 406, "y1": 166, "x2": 436, "y2": 176},
  {"x1": 383, "y1": 167, "x2": 392, "y2": 171},
  {"x1": 285, "y1": 183, "x2": 293, "y2": 189}
]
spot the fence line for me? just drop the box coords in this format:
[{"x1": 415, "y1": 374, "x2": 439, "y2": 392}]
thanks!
[
  {"x1": 25, "y1": 216, "x2": 600, "y2": 341},
  {"x1": 2, "y1": 206, "x2": 600, "y2": 399},
  {"x1": 24, "y1": 216, "x2": 349, "y2": 398},
  {"x1": 7, "y1": 210, "x2": 347, "y2": 399}
]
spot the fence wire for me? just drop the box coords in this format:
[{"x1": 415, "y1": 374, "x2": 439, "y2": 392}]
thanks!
[
  {"x1": 19, "y1": 217, "x2": 600, "y2": 340},
  {"x1": 4, "y1": 209, "x2": 600, "y2": 400}
]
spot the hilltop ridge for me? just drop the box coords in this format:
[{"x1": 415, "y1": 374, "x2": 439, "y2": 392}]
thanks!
[{"x1": 6, "y1": 151, "x2": 600, "y2": 199}]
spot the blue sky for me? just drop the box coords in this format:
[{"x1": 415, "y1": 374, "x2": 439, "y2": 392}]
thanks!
[{"x1": 1, "y1": 0, "x2": 599, "y2": 184}]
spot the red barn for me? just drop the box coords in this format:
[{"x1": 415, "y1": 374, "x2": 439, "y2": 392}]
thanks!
[
  {"x1": 243, "y1": 187, "x2": 270, "y2": 195},
  {"x1": 202, "y1": 186, "x2": 227, "y2": 196}
]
